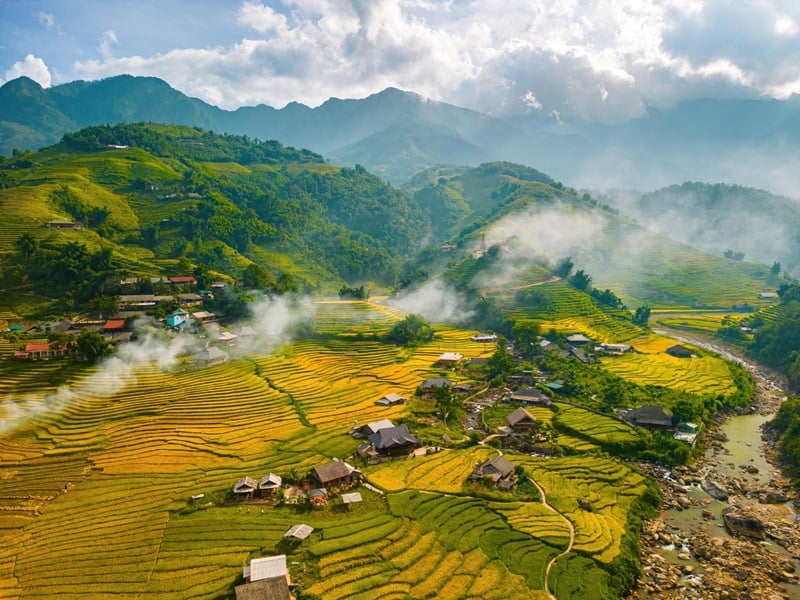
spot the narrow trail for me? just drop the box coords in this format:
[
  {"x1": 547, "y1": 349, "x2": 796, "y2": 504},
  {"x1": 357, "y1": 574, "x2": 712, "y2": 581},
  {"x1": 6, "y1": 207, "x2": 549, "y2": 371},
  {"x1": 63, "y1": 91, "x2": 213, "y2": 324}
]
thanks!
[{"x1": 535, "y1": 479, "x2": 575, "y2": 600}]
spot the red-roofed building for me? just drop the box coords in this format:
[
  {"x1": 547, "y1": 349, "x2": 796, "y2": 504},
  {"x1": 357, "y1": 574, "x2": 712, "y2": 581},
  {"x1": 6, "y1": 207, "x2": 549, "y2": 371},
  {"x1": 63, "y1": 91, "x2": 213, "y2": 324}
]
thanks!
[
  {"x1": 103, "y1": 320, "x2": 126, "y2": 331},
  {"x1": 169, "y1": 276, "x2": 197, "y2": 286},
  {"x1": 14, "y1": 342, "x2": 69, "y2": 360}
]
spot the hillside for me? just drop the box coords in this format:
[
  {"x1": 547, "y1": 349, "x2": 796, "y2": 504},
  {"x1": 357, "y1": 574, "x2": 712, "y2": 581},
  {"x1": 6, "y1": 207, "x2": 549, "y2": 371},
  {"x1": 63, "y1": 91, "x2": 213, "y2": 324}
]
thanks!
[
  {"x1": 402, "y1": 164, "x2": 783, "y2": 313},
  {"x1": 599, "y1": 182, "x2": 800, "y2": 275},
  {"x1": 2, "y1": 75, "x2": 800, "y2": 193},
  {"x1": 0, "y1": 123, "x2": 428, "y2": 319}
]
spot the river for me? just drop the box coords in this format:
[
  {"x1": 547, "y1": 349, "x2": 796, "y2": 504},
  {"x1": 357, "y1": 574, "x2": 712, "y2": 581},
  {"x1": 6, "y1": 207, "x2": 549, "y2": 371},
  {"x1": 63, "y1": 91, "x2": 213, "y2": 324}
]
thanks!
[{"x1": 631, "y1": 329, "x2": 800, "y2": 599}]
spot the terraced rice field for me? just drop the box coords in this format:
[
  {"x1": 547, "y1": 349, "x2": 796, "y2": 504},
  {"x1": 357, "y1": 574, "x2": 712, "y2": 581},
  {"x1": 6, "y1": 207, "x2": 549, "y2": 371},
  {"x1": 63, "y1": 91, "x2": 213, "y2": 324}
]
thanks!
[
  {"x1": 498, "y1": 280, "x2": 642, "y2": 343},
  {"x1": 366, "y1": 447, "x2": 495, "y2": 493},
  {"x1": 555, "y1": 404, "x2": 641, "y2": 447},
  {"x1": 599, "y1": 334, "x2": 736, "y2": 396},
  {"x1": 0, "y1": 312, "x2": 653, "y2": 599}
]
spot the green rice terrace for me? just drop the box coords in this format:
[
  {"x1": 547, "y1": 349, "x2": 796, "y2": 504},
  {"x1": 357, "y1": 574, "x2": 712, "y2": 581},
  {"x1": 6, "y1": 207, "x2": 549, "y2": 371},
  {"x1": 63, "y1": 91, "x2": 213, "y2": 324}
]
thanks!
[{"x1": 0, "y1": 300, "x2": 698, "y2": 600}]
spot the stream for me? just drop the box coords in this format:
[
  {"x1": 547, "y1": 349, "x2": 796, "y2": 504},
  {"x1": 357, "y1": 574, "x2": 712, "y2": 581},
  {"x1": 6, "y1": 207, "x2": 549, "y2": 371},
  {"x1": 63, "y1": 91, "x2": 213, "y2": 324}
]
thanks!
[{"x1": 635, "y1": 329, "x2": 800, "y2": 598}]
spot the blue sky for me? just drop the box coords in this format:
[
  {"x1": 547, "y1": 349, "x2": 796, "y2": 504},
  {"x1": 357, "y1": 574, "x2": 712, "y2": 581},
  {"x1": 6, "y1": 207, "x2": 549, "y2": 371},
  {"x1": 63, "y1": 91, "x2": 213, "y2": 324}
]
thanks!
[{"x1": 2, "y1": 0, "x2": 799, "y2": 121}]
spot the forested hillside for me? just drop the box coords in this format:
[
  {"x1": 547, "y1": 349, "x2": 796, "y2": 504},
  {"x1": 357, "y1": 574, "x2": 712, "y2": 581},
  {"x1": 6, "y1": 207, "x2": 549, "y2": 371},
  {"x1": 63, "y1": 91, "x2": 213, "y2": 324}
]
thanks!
[{"x1": 0, "y1": 123, "x2": 428, "y2": 318}]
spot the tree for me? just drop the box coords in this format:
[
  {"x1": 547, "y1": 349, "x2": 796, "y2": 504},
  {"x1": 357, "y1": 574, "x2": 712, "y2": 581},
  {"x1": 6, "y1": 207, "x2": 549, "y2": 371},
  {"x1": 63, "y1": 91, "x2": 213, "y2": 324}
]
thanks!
[
  {"x1": 434, "y1": 385, "x2": 460, "y2": 426},
  {"x1": 75, "y1": 329, "x2": 113, "y2": 363},
  {"x1": 511, "y1": 321, "x2": 541, "y2": 360},
  {"x1": 553, "y1": 256, "x2": 574, "y2": 278},
  {"x1": 771, "y1": 261, "x2": 782, "y2": 275},
  {"x1": 242, "y1": 263, "x2": 275, "y2": 289},
  {"x1": 487, "y1": 335, "x2": 515, "y2": 380},
  {"x1": 632, "y1": 305, "x2": 651, "y2": 326},
  {"x1": 569, "y1": 269, "x2": 592, "y2": 291},
  {"x1": 384, "y1": 315, "x2": 434, "y2": 347},
  {"x1": 16, "y1": 233, "x2": 38, "y2": 259}
]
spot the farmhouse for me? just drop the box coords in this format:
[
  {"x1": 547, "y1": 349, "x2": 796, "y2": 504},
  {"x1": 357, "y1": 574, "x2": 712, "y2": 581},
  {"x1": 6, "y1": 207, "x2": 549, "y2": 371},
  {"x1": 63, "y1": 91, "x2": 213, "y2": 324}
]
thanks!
[
  {"x1": 625, "y1": 405, "x2": 674, "y2": 430},
  {"x1": 192, "y1": 311, "x2": 218, "y2": 323},
  {"x1": 758, "y1": 292, "x2": 778, "y2": 300},
  {"x1": 14, "y1": 342, "x2": 68, "y2": 360},
  {"x1": 353, "y1": 419, "x2": 394, "y2": 438},
  {"x1": 46, "y1": 220, "x2": 84, "y2": 230},
  {"x1": 258, "y1": 473, "x2": 282, "y2": 497},
  {"x1": 598, "y1": 343, "x2": 634, "y2": 354},
  {"x1": 168, "y1": 276, "x2": 197, "y2": 286},
  {"x1": 436, "y1": 352, "x2": 464, "y2": 366},
  {"x1": 176, "y1": 293, "x2": 203, "y2": 307},
  {"x1": 312, "y1": 461, "x2": 357, "y2": 489},
  {"x1": 233, "y1": 476, "x2": 258, "y2": 500},
  {"x1": 421, "y1": 378, "x2": 451, "y2": 394},
  {"x1": 471, "y1": 456, "x2": 516, "y2": 487},
  {"x1": 192, "y1": 346, "x2": 229, "y2": 367},
  {"x1": 471, "y1": 333, "x2": 498, "y2": 343},
  {"x1": 368, "y1": 425, "x2": 420, "y2": 456},
  {"x1": 376, "y1": 392, "x2": 407, "y2": 406},
  {"x1": 341, "y1": 492, "x2": 363, "y2": 507},
  {"x1": 569, "y1": 346, "x2": 593, "y2": 364},
  {"x1": 452, "y1": 383, "x2": 476, "y2": 393},
  {"x1": 566, "y1": 334, "x2": 593, "y2": 345},
  {"x1": 509, "y1": 387, "x2": 552, "y2": 407},
  {"x1": 506, "y1": 407, "x2": 536, "y2": 430},
  {"x1": 238, "y1": 325, "x2": 258, "y2": 337},
  {"x1": 118, "y1": 294, "x2": 173, "y2": 310},
  {"x1": 666, "y1": 344, "x2": 695, "y2": 358}
]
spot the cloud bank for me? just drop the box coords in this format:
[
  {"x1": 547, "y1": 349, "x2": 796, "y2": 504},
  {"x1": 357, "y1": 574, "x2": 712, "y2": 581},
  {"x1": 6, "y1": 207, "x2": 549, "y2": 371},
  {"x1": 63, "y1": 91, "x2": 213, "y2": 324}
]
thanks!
[{"x1": 3, "y1": 0, "x2": 783, "y2": 121}]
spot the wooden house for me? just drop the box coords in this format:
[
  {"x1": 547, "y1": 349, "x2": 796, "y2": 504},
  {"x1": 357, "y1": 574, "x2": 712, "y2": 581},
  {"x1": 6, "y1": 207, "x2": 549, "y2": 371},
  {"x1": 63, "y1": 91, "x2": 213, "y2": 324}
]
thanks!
[
  {"x1": 421, "y1": 378, "x2": 451, "y2": 394},
  {"x1": 471, "y1": 456, "x2": 516, "y2": 486},
  {"x1": 233, "y1": 476, "x2": 258, "y2": 500},
  {"x1": 506, "y1": 407, "x2": 536, "y2": 430},
  {"x1": 509, "y1": 387, "x2": 552, "y2": 407},
  {"x1": 258, "y1": 473, "x2": 282, "y2": 497},
  {"x1": 192, "y1": 346, "x2": 229, "y2": 367},
  {"x1": 312, "y1": 461, "x2": 356, "y2": 489},
  {"x1": 354, "y1": 419, "x2": 394, "y2": 438},
  {"x1": 436, "y1": 352, "x2": 464, "y2": 366},
  {"x1": 234, "y1": 576, "x2": 291, "y2": 600},
  {"x1": 14, "y1": 342, "x2": 68, "y2": 360},
  {"x1": 168, "y1": 276, "x2": 197, "y2": 286},
  {"x1": 376, "y1": 392, "x2": 407, "y2": 406}
]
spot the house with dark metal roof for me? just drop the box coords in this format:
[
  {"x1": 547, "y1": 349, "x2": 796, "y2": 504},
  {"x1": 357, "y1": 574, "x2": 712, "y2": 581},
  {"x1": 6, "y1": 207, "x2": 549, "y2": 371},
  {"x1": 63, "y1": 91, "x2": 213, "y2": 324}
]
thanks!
[
  {"x1": 368, "y1": 425, "x2": 420, "y2": 456},
  {"x1": 233, "y1": 476, "x2": 258, "y2": 499},
  {"x1": 376, "y1": 392, "x2": 407, "y2": 406},
  {"x1": 421, "y1": 378, "x2": 451, "y2": 393},
  {"x1": 666, "y1": 344, "x2": 694, "y2": 358},
  {"x1": 509, "y1": 387, "x2": 552, "y2": 406},
  {"x1": 625, "y1": 405, "x2": 674, "y2": 430},
  {"x1": 258, "y1": 473, "x2": 282, "y2": 497}
]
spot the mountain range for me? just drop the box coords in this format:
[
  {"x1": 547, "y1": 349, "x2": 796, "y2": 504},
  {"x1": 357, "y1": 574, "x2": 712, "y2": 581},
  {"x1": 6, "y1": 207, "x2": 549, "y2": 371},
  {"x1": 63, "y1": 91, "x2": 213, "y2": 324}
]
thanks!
[{"x1": 2, "y1": 75, "x2": 799, "y2": 195}]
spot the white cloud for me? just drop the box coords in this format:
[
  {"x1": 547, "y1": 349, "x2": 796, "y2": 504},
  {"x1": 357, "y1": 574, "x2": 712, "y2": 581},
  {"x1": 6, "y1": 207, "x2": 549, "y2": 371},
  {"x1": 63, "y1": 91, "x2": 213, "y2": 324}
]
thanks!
[
  {"x1": 4, "y1": 54, "x2": 52, "y2": 87},
  {"x1": 237, "y1": 1, "x2": 288, "y2": 34},
  {"x1": 774, "y1": 16, "x2": 798, "y2": 36},
  {"x1": 61, "y1": 0, "x2": 800, "y2": 119},
  {"x1": 99, "y1": 30, "x2": 118, "y2": 61}
]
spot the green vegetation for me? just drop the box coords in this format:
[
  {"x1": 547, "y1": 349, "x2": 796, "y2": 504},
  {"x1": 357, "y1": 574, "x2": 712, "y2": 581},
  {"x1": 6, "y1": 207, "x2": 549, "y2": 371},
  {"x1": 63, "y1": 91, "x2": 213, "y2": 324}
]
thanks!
[{"x1": 768, "y1": 397, "x2": 800, "y2": 485}]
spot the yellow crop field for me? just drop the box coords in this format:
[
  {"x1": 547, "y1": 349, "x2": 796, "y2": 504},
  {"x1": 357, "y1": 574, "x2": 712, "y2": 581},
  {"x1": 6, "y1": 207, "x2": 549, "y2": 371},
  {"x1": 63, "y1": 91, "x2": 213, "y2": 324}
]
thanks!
[
  {"x1": 0, "y1": 307, "x2": 660, "y2": 600},
  {"x1": 366, "y1": 447, "x2": 494, "y2": 493},
  {"x1": 599, "y1": 334, "x2": 736, "y2": 395}
]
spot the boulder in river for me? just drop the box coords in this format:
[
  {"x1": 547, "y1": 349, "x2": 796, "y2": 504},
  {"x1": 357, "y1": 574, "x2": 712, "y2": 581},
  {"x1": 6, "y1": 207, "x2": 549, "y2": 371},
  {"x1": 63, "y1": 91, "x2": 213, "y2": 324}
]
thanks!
[
  {"x1": 722, "y1": 506, "x2": 766, "y2": 540},
  {"x1": 703, "y1": 474, "x2": 729, "y2": 500}
]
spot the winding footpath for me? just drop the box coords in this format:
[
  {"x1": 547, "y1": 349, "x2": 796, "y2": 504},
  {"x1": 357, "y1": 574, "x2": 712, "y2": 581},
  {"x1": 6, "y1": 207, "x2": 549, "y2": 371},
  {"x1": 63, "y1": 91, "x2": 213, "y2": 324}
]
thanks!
[{"x1": 534, "y1": 478, "x2": 576, "y2": 600}]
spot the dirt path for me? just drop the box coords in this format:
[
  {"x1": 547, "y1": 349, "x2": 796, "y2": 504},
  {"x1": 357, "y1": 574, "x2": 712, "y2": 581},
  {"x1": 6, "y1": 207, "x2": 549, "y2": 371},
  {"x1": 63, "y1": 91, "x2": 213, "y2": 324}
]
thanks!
[{"x1": 533, "y1": 478, "x2": 576, "y2": 600}]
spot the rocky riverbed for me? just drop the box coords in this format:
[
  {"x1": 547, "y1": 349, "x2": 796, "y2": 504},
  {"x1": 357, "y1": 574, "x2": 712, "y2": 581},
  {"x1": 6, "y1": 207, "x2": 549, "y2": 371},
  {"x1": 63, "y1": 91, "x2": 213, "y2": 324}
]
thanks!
[{"x1": 628, "y1": 330, "x2": 800, "y2": 599}]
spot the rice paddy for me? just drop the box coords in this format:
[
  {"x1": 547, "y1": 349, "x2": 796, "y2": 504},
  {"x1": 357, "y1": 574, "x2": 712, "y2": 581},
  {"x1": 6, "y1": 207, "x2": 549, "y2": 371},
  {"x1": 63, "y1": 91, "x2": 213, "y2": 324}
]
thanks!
[
  {"x1": 0, "y1": 304, "x2": 662, "y2": 599},
  {"x1": 599, "y1": 334, "x2": 736, "y2": 396}
]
